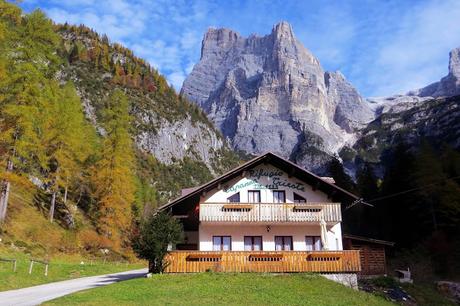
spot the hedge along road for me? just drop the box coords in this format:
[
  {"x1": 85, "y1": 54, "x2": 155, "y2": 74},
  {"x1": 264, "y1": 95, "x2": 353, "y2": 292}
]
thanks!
[{"x1": 0, "y1": 268, "x2": 147, "y2": 306}]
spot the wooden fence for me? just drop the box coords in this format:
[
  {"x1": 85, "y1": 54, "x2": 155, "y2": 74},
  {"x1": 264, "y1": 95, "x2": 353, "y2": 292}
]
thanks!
[
  {"x1": 164, "y1": 250, "x2": 360, "y2": 273},
  {"x1": 0, "y1": 258, "x2": 17, "y2": 272}
]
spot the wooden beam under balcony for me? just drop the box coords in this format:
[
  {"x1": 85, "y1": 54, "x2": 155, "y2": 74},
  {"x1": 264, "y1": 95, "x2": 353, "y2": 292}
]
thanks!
[{"x1": 222, "y1": 204, "x2": 253, "y2": 210}]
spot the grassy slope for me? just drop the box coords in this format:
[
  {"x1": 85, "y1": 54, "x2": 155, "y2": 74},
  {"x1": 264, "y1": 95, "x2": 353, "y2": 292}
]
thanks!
[
  {"x1": 0, "y1": 250, "x2": 143, "y2": 291},
  {"x1": 44, "y1": 273, "x2": 393, "y2": 306},
  {"x1": 0, "y1": 184, "x2": 144, "y2": 291},
  {"x1": 2, "y1": 184, "x2": 80, "y2": 254}
]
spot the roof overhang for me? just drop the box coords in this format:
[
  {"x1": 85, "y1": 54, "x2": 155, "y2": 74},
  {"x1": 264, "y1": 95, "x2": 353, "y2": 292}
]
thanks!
[{"x1": 343, "y1": 234, "x2": 395, "y2": 247}]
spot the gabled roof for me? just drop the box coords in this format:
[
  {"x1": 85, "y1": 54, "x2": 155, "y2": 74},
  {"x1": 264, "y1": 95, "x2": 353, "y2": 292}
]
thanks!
[{"x1": 158, "y1": 152, "x2": 359, "y2": 211}]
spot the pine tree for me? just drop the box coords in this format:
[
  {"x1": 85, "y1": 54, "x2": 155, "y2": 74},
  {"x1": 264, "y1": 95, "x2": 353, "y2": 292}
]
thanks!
[
  {"x1": 327, "y1": 157, "x2": 356, "y2": 192},
  {"x1": 0, "y1": 1, "x2": 21, "y2": 223},
  {"x1": 356, "y1": 162, "x2": 380, "y2": 235},
  {"x1": 357, "y1": 163, "x2": 379, "y2": 200},
  {"x1": 0, "y1": 8, "x2": 60, "y2": 223},
  {"x1": 378, "y1": 144, "x2": 416, "y2": 244},
  {"x1": 43, "y1": 82, "x2": 96, "y2": 223},
  {"x1": 411, "y1": 143, "x2": 460, "y2": 233},
  {"x1": 91, "y1": 89, "x2": 136, "y2": 249},
  {"x1": 101, "y1": 44, "x2": 110, "y2": 70}
]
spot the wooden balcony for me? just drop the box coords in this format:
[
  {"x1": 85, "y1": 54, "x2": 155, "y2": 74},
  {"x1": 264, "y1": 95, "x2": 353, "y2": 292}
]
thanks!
[
  {"x1": 199, "y1": 202, "x2": 342, "y2": 223},
  {"x1": 164, "y1": 250, "x2": 361, "y2": 273}
]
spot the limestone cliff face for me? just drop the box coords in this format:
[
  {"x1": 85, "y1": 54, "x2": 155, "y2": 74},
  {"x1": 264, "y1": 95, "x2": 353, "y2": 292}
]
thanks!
[
  {"x1": 182, "y1": 22, "x2": 372, "y2": 172},
  {"x1": 58, "y1": 28, "x2": 236, "y2": 177},
  {"x1": 325, "y1": 71, "x2": 374, "y2": 132}
]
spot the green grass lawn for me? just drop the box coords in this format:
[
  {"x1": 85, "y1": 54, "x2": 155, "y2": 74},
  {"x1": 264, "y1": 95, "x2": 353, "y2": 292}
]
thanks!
[
  {"x1": 401, "y1": 283, "x2": 456, "y2": 306},
  {"x1": 0, "y1": 250, "x2": 144, "y2": 291},
  {"x1": 44, "y1": 273, "x2": 395, "y2": 306}
]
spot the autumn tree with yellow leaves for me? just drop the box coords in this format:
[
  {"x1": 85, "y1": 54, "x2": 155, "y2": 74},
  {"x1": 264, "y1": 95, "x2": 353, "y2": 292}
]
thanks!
[{"x1": 91, "y1": 89, "x2": 136, "y2": 250}]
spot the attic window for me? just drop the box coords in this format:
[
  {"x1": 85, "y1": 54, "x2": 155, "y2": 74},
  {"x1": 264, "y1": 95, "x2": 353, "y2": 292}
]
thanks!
[
  {"x1": 293, "y1": 193, "x2": 306, "y2": 203},
  {"x1": 227, "y1": 192, "x2": 240, "y2": 203}
]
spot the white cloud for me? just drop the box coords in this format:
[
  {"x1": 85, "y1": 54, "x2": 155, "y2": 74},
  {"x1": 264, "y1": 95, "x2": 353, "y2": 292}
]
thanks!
[
  {"x1": 351, "y1": 0, "x2": 460, "y2": 96},
  {"x1": 45, "y1": 0, "x2": 148, "y2": 43},
  {"x1": 185, "y1": 61, "x2": 196, "y2": 74},
  {"x1": 180, "y1": 31, "x2": 200, "y2": 50},
  {"x1": 168, "y1": 71, "x2": 186, "y2": 90}
]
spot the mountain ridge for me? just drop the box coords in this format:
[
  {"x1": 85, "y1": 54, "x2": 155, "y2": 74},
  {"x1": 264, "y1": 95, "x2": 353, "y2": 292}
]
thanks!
[
  {"x1": 182, "y1": 21, "x2": 375, "y2": 173},
  {"x1": 182, "y1": 21, "x2": 460, "y2": 174}
]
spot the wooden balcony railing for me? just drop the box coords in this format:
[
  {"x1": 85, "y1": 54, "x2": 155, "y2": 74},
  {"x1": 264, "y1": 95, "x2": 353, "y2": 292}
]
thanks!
[
  {"x1": 164, "y1": 250, "x2": 361, "y2": 273},
  {"x1": 199, "y1": 202, "x2": 342, "y2": 223}
]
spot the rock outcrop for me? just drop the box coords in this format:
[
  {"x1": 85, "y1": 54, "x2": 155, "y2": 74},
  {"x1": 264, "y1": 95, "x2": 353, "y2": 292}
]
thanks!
[
  {"x1": 136, "y1": 117, "x2": 223, "y2": 166},
  {"x1": 182, "y1": 22, "x2": 373, "y2": 172},
  {"x1": 409, "y1": 47, "x2": 460, "y2": 98},
  {"x1": 326, "y1": 71, "x2": 374, "y2": 132}
]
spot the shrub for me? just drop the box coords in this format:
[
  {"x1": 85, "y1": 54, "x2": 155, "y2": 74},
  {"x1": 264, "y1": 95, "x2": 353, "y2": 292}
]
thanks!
[
  {"x1": 371, "y1": 276, "x2": 398, "y2": 288},
  {"x1": 131, "y1": 211, "x2": 183, "y2": 273},
  {"x1": 78, "y1": 229, "x2": 107, "y2": 250}
]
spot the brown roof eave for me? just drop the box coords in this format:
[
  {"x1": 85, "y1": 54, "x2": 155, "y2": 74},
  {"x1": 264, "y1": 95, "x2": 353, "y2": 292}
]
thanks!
[{"x1": 343, "y1": 234, "x2": 395, "y2": 247}]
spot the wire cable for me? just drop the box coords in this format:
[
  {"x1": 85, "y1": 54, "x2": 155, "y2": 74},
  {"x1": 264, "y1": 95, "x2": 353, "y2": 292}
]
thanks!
[{"x1": 367, "y1": 175, "x2": 460, "y2": 203}]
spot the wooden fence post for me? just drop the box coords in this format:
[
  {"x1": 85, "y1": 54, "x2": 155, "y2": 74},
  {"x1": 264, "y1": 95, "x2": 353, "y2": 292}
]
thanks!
[{"x1": 29, "y1": 260, "x2": 34, "y2": 274}]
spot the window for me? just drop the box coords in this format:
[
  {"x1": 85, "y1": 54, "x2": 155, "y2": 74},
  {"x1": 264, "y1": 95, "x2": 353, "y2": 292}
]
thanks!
[
  {"x1": 293, "y1": 193, "x2": 306, "y2": 203},
  {"x1": 244, "y1": 236, "x2": 263, "y2": 251},
  {"x1": 227, "y1": 192, "x2": 240, "y2": 203},
  {"x1": 275, "y1": 236, "x2": 293, "y2": 251},
  {"x1": 305, "y1": 236, "x2": 322, "y2": 251},
  {"x1": 248, "y1": 190, "x2": 261, "y2": 203},
  {"x1": 273, "y1": 190, "x2": 285, "y2": 203},
  {"x1": 213, "y1": 236, "x2": 231, "y2": 251}
]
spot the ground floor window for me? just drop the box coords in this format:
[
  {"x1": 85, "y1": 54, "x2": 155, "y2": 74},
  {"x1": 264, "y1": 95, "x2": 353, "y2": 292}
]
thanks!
[
  {"x1": 213, "y1": 236, "x2": 231, "y2": 251},
  {"x1": 275, "y1": 236, "x2": 293, "y2": 251},
  {"x1": 305, "y1": 236, "x2": 322, "y2": 251},
  {"x1": 244, "y1": 236, "x2": 263, "y2": 251}
]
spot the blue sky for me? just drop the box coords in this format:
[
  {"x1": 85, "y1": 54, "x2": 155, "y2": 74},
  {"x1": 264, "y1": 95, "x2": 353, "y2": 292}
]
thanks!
[{"x1": 20, "y1": 0, "x2": 460, "y2": 97}]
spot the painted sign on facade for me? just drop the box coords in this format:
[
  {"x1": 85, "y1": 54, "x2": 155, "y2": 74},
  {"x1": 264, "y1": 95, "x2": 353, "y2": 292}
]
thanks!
[{"x1": 224, "y1": 167, "x2": 305, "y2": 193}]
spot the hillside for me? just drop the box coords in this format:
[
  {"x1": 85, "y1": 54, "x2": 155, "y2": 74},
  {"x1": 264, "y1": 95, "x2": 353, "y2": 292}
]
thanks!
[
  {"x1": 344, "y1": 95, "x2": 460, "y2": 172},
  {"x1": 0, "y1": 3, "x2": 239, "y2": 258},
  {"x1": 55, "y1": 23, "x2": 240, "y2": 203}
]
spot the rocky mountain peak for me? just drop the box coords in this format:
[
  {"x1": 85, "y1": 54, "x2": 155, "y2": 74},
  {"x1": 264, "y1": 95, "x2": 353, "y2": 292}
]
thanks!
[
  {"x1": 272, "y1": 21, "x2": 295, "y2": 41},
  {"x1": 182, "y1": 22, "x2": 374, "y2": 173},
  {"x1": 448, "y1": 47, "x2": 460, "y2": 78},
  {"x1": 408, "y1": 46, "x2": 460, "y2": 98},
  {"x1": 201, "y1": 28, "x2": 243, "y2": 59}
]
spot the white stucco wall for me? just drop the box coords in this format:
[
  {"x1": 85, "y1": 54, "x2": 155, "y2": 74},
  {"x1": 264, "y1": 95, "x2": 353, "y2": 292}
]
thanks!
[
  {"x1": 199, "y1": 223, "x2": 343, "y2": 251},
  {"x1": 197, "y1": 164, "x2": 343, "y2": 251},
  {"x1": 203, "y1": 164, "x2": 330, "y2": 204}
]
